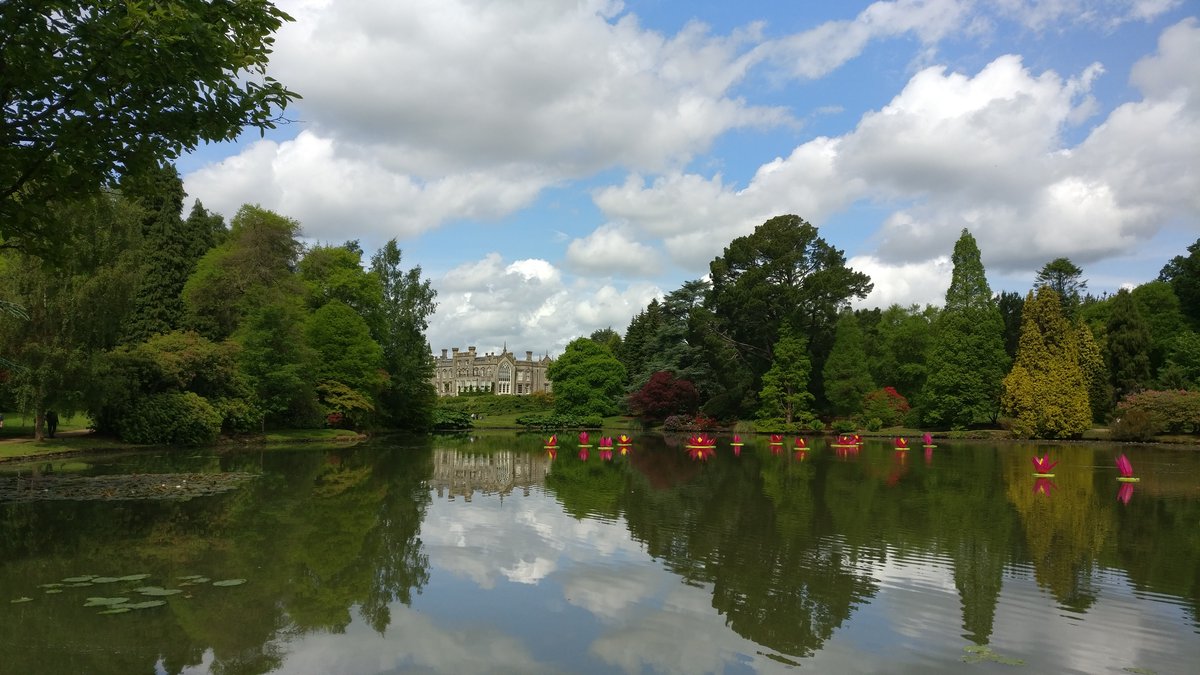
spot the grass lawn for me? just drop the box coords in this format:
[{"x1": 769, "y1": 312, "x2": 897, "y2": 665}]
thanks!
[{"x1": 0, "y1": 410, "x2": 91, "y2": 440}]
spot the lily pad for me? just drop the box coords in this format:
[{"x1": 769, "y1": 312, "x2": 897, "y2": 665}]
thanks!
[
  {"x1": 212, "y1": 579, "x2": 246, "y2": 587},
  {"x1": 44, "y1": 589, "x2": 63, "y2": 594},
  {"x1": 38, "y1": 582, "x2": 64, "y2": 588},
  {"x1": 962, "y1": 645, "x2": 1025, "y2": 666},
  {"x1": 10, "y1": 597, "x2": 33, "y2": 603},
  {"x1": 64, "y1": 582, "x2": 94, "y2": 588},
  {"x1": 134, "y1": 586, "x2": 182, "y2": 596},
  {"x1": 91, "y1": 577, "x2": 122, "y2": 584},
  {"x1": 97, "y1": 607, "x2": 131, "y2": 615},
  {"x1": 124, "y1": 600, "x2": 166, "y2": 609},
  {"x1": 83, "y1": 597, "x2": 130, "y2": 607},
  {"x1": 62, "y1": 575, "x2": 95, "y2": 583},
  {"x1": 1123, "y1": 668, "x2": 1157, "y2": 675},
  {"x1": 116, "y1": 574, "x2": 151, "y2": 582},
  {"x1": 177, "y1": 574, "x2": 204, "y2": 580}
]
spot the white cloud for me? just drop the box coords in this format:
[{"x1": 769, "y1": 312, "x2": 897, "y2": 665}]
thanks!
[
  {"x1": 428, "y1": 253, "x2": 660, "y2": 355},
  {"x1": 849, "y1": 255, "x2": 953, "y2": 308},
  {"x1": 991, "y1": 0, "x2": 1183, "y2": 31},
  {"x1": 565, "y1": 224, "x2": 663, "y2": 277},
  {"x1": 596, "y1": 21, "x2": 1199, "y2": 278}
]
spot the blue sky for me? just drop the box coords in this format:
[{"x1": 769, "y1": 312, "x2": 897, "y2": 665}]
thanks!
[{"x1": 179, "y1": 0, "x2": 1200, "y2": 355}]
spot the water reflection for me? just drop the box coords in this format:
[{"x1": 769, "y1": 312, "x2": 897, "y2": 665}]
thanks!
[{"x1": 1, "y1": 435, "x2": 1198, "y2": 674}]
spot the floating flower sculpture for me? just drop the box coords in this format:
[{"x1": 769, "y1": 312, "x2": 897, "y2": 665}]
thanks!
[
  {"x1": 769, "y1": 434, "x2": 783, "y2": 445},
  {"x1": 1118, "y1": 482, "x2": 1135, "y2": 505},
  {"x1": 730, "y1": 434, "x2": 744, "y2": 456},
  {"x1": 832, "y1": 435, "x2": 853, "y2": 447},
  {"x1": 545, "y1": 434, "x2": 558, "y2": 448},
  {"x1": 1032, "y1": 455, "x2": 1058, "y2": 477},
  {"x1": 599, "y1": 436, "x2": 614, "y2": 461},
  {"x1": 578, "y1": 431, "x2": 592, "y2": 448},
  {"x1": 894, "y1": 437, "x2": 909, "y2": 450},
  {"x1": 795, "y1": 437, "x2": 808, "y2": 450},
  {"x1": 617, "y1": 434, "x2": 632, "y2": 446},
  {"x1": 1033, "y1": 476, "x2": 1057, "y2": 497},
  {"x1": 922, "y1": 432, "x2": 935, "y2": 447},
  {"x1": 686, "y1": 433, "x2": 716, "y2": 449},
  {"x1": 854, "y1": 434, "x2": 863, "y2": 446},
  {"x1": 1116, "y1": 455, "x2": 1140, "y2": 482}
]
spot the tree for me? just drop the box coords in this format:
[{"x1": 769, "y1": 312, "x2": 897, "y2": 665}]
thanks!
[
  {"x1": 0, "y1": 194, "x2": 141, "y2": 439},
  {"x1": 619, "y1": 300, "x2": 663, "y2": 385},
  {"x1": 299, "y1": 242, "x2": 383, "y2": 315},
  {"x1": 1075, "y1": 323, "x2": 1110, "y2": 423},
  {"x1": 1130, "y1": 281, "x2": 1189, "y2": 376},
  {"x1": 757, "y1": 323, "x2": 816, "y2": 427},
  {"x1": 121, "y1": 166, "x2": 226, "y2": 343},
  {"x1": 589, "y1": 327, "x2": 622, "y2": 355},
  {"x1": 1034, "y1": 258, "x2": 1086, "y2": 319},
  {"x1": 0, "y1": 0, "x2": 298, "y2": 256},
  {"x1": 235, "y1": 297, "x2": 319, "y2": 429},
  {"x1": 921, "y1": 230, "x2": 1009, "y2": 428},
  {"x1": 996, "y1": 291, "x2": 1025, "y2": 361},
  {"x1": 1159, "y1": 238, "x2": 1200, "y2": 329},
  {"x1": 863, "y1": 304, "x2": 936, "y2": 400},
  {"x1": 627, "y1": 371, "x2": 700, "y2": 422},
  {"x1": 706, "y1": 215, "x2": 872, "y2": 415},
  {"x1": 368, "y1": 240, "x2": 437, "y2": 431},
  {"x1": 823, "y1": 311, "x2": 874, "y2": 417},
  {"x1": 1001, "y1": 288, "x2": 1091, "y2": 438},
  {"x1": 182, "y1": 205, "x2": 304, "y2": 340},
  {"x1": 547, "y1": 337, "x2": 627, "y2": 417},
  {"x1": 306, "y1": 300, "x2": 385, "y2": 412},
  {"x1": 1105, "y1": 289, "x2": 1154, "y2": 401}
]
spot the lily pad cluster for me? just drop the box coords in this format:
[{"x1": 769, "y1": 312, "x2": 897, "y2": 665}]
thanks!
[
  {"x1": 0, "y1": 472, "x2": 256, "y2": 503},
  {"x1": 11, "y1": 573, "x2": 249, "y2": 614}
]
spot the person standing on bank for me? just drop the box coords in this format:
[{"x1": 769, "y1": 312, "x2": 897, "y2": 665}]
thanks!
[{"x1": 46, "y1": 410, "x2": 58, "y2": 438}]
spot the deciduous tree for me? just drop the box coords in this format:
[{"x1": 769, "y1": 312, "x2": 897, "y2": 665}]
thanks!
[
  {"x1": 547, "y1": 338, "x2": 627, "y2": 417},
  {"x1": 0, "y1": 0, "x2": 298, "y2": 256}
]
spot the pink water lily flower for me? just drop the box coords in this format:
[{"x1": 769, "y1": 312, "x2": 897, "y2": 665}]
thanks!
[
  {"x1": 1032, "y1": 456, "x2": 1058, "y2": 473},
  {"x1": 1116, "y1": 454, "x2": 1134, "y2": 478}
]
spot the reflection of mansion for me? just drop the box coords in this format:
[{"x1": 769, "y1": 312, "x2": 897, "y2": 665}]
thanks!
[
  {"x1": 432, "y1": 345, "x2": 553, "y2": 396},
  {"x1": 430, "y1": 449, "x2": 551, "y2": 501}
]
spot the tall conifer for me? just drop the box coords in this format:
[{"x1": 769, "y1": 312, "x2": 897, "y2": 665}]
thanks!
[
  {"x1": 921, "y1": 229, "x2": 1009, "y2": 428},
  {"x1": 1001, "y1": 287, "x2": 1091, "y2": 438}
]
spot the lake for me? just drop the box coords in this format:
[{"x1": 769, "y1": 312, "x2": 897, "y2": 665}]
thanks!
[{"x1": 2, "y1": 432, "x2": 1198, "y2": 674}]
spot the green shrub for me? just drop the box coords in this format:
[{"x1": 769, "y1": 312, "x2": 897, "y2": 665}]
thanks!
[
  {"x1": 831, "y1": 419, "x2": 857, "y2": 434},
  {"x1": 214, "y1": 396, "x2": 260, "y2": 433},
  {"x1": 865, "y1": 417, "x2": 884, "y2": 431},
  {"x1": 119, "y1": 392, "x2": 222, "y2": 445},
  {"x1": 1110, "y1": 408, "x2": 1157, "y2": 441},
  {"x1": 808, "y1": 419, "x2": 826, "y2": 433},
  {"x1": 1112, "y1": 389, "x2": 1200, "y2": 436},
  {"x1": 432, "y1": 409, "x2": 473, "y2": 430}
]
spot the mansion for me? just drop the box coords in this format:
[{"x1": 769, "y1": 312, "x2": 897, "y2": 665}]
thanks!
[{"x1": 432, "y1": 346, "x2": 553, "y2": 396}]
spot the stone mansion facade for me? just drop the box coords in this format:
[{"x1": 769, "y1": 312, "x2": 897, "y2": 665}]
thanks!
[{"x1": 432, "y1": 346, "x2": 553, "y2": 396}]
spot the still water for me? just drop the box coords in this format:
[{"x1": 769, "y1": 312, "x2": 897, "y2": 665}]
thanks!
[{"x1": 1, "y1": 432, "x2": 1198, "y2": 674}]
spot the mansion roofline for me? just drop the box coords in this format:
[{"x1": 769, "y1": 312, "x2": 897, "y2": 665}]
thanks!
[{"x1": 431, "y1": 345, "x2": 553, "y2": 396}]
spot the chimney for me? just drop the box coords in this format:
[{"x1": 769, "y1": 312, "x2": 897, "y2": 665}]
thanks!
[
  {"x1": 452, "y1": 347, "x2": 459, "y2": 355},
  {"x1": 441, "y1": 349, "x2": 447, "y2": 359},
  {"x1": 526, "y1": 351, "x2": 532, "y2": 361}
]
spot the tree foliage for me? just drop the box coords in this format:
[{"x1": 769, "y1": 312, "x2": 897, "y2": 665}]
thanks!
[
  {"x1": 627, "y1": 371, "x2": 700, "y2": 421},
  {"x1": 547, "y1": 337, "x2": 626, "y2": 418},
  {"x1": 0, "y1": 0, "x2": 298, "y2": 256},
  {"x1": 757, "y1": 324, "x2": 816, "y2": 427},
  {"x1": 1159, "y1": 237, "x2": 1200, "y2": 329},
  {"x1": 368, "y1": 240, "x2": 437, "y2": 431},
  {"x1": 1001, "y1": 288, "x2": 1091, "y2": 438},
  {"x1": 707, "y1": 215, "x2": 871, "y2": 415},
  {"x1": 1105, "y1": 289, "x2": 1153, "y2": 400},
  {"x1": 922, "y1": 230, "x2": 1009, "y2": 428},
  {"x1": 823, "y1": 311, "x2": 874, "y2": 417},
  {"x1": 1034, "y1": 258, "x2": 1086, "y2": 319}
]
